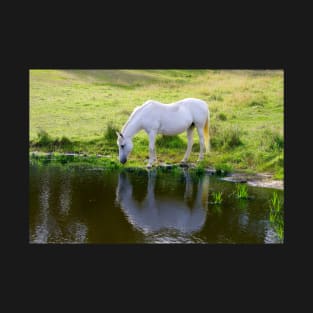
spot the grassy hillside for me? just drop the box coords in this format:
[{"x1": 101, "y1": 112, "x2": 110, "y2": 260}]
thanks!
[{"x1": 29, "y1": 69, "x2": 284, "y2": 179}]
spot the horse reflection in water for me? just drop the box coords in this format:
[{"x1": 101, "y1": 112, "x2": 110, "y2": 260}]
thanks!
[{"x1": 116, "y1": 170, "x2": 210, "y2": 243}]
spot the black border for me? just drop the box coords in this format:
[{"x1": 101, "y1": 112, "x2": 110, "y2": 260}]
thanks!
[{"x1": 5, "y1": 22, "x2": 300, "y2": 302}]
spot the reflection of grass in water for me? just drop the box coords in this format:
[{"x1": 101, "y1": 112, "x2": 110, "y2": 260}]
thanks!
[
  {"x1": 237, "y1": 199, "x2": 248, "y2": 210},
  {"x1": 30, "y1": 153, "x2": 122, "y2": 169},
  {"x1": 211, "y1": 205, "x2": 222, "y2": 215},
  {"x1": 269, "y1": 191, "x2": 284, "y2": 241}
]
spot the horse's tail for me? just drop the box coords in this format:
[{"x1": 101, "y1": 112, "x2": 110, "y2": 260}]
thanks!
[{"x1": 203, "y1": 115, "x2": 210, "y2": 153}]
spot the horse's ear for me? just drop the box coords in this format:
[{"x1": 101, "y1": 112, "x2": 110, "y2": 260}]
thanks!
[{"x1": 116, "y1": 131, "x2": 124, "y2": 138}]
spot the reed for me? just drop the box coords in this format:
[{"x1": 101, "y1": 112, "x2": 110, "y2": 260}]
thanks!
[{"x1": 211, "y1": 191, "x2": 223, "y2": 204}]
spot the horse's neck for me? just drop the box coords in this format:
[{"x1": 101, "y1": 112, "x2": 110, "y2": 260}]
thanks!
[{"x1": 122, "y1": 111, "x2": 143, "y2": 138}]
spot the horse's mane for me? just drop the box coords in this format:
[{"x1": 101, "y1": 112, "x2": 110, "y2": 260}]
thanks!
[{"x1": 121, "y1": 100, "x2": 153, "y2": 133}]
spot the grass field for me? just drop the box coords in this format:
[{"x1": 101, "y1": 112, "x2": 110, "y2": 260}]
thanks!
[{"x1": 29, "y1": 69, "x2": 284, "y2": 179}]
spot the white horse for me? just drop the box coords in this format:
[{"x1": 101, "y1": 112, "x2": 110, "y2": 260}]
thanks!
[{"x1": 116, "y1": 98, "x2": 210, "y2": 167}]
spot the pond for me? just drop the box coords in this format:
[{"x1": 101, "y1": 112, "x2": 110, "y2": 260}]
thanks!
[{"x1": 29, "y1": 163, "x2": 284, "y2": 244}]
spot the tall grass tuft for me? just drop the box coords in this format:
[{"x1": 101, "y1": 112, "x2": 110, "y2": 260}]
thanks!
[
  {"x1": 215, "y1": 162, "x2": 233, "y2": 175},
  {"x1": 269, "y1": 133, "x2": 284, "y2": 151},
  {"x1": 225, "y1": 126, "x2": 243, "y2": 149},
  {"x1": 211, "y1": 125, "x2": 243, "y2": 150},
  {"x1": 36, "y1": 129, "x2": 52, "y2": 146},
  {"x1": 104, "y1": 122, "x2": 119, "y2": 143},
  {"x1": 235, "y1": 183, "x2": 249, "y2": 199},
  {"x1": 269, "y1": 192, "x2": 283, "y2": 221},
  {"x1": 269, "y1": 191, "x2": 284, "y2": 241},
  {"x1": 211, "y1": 191, "x2": 223, "y2": 204},
  {"x1": 261, "y1": 129, "x2": 284, "y2": 152},
  {"x1": 217, "y1": 113, "x2": 227, "y2": 121}
]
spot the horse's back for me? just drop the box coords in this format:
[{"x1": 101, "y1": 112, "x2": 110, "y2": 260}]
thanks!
[
  {"x1": 178, "y1": 98, "x2": 209, "y2": 122},
  {"x1": 179, "y1": 98, "x2": 208, "y2": 111},
  {"x1": 140, "y1": 98, "x2": 209, "y2": 134},
  {"x1": 143, "y1": 98, "x2": 208, "y2": 112}
]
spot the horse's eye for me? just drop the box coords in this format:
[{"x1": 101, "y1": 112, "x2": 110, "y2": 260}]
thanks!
[{"x1": 121, "y1": 145, "x2": 125, "y2": 148}]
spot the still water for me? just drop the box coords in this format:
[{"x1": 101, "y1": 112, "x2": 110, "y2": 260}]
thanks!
[{"x1": 29, "y1": 163, "x2": 284, "y2": 244}]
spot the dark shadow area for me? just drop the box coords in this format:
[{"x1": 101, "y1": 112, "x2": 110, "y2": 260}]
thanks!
[{"x1": 61, "y1": 69, "x2": 208, "y2": 87}]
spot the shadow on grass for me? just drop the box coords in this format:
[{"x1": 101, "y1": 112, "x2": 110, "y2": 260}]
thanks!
[{"x1": 155, "y1": 135, "x2": 186, "y2": 149}]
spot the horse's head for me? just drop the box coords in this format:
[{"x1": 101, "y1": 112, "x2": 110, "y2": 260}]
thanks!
[{"x1": 116, "y1": 131, "x2": 133, "y2": 164}]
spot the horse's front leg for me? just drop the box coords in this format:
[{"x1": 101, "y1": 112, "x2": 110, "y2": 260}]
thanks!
[{"x1": 147, "y1": 131, "x2": 157, "y2": 168}]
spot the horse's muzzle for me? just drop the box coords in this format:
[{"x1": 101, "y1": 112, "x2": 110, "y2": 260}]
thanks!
[{"x1": 120, "y1": 158, "x2": 127, "y2": 164}]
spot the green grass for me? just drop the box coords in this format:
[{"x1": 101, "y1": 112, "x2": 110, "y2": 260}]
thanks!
[
  {"x1": 269, "y1": 192, "x2": 284, "y2": 241},
  {"x1": 104, "y1": 121, "x2": 119, "y2": 143},
  {"x1": 215, "y1": 162, "x2": 233, "y2": 175},
  {"x1": 29, "y1": 69, "x2": 284, "y2": 177},
  {"x1": 234, "y1": 183, "x2": 249, "y2": 199},
  {"x1": 211, "y1": 191, "x2": 223, "y2": 204}
]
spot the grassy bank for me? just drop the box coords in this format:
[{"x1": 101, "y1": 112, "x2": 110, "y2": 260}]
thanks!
[{"x1": 29, "y1": 69, "x2": 284, "y2": 179}]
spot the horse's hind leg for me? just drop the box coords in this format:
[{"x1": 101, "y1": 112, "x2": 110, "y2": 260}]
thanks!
[
  {"x1": 181, "y1": 125, "x2": 194, "y2": 163},
  {"x1": 196, "y1": 127, "x2": 205, "y2": 161}
]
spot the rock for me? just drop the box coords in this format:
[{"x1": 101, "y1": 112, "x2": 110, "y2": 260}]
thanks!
[
  {"x1": 220, "y1": 172, "x2": 283, "y2": 190},
  {"x1": 163, "y1": 165, "x2": 174, "y2": 169},
  {"x1": 158, "y1": 163, "x2": 173, "y2": 169},
  {"x1": 205, "y1": 167, "x2": 217, "y2": 175}
]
